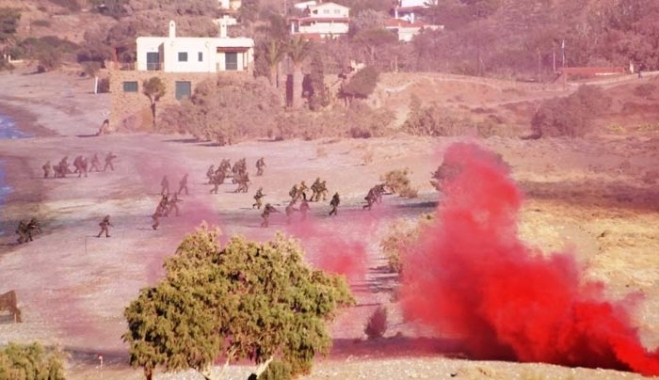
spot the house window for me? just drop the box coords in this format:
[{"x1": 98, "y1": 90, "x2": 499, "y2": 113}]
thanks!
[
  {"x1": 225, "y1": 52, "x2": 238, "y2": 71},
  {"x1": 323, "y1": 8, "x2": 329, "y2": 14},
  {"x1": 175, "y1": 81, "x2": 191, "y2": 100},
  {"x1": 178, "y1": 52, "x2": 188, "y2": 62},
  {"x1": 198, "y1": 52, "x2": 203, "y2": 62},
  {"x1": 123, "y1": 81, "x2": 138, "y2": 92},
  {"x1": 146, "y1": 52, "x2": 160, "y2": 71},
  {"x1": 334, "y1": 9, "x2": 340, "y2": 14}
]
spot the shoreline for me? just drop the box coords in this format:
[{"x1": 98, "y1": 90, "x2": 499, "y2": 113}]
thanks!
[{"x1": 0, "y1": 101, "x2": 59, "y2": 138}]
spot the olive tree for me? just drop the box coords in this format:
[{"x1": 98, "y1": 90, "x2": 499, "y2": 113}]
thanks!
[
  {"x1": 123, "y1": 225, "x2": 354, "y2": 380},
  {"x1": 142, "y1": 76, "x2": 166, "y2": 129},
  {"x1": 0, "y1": 342, "x2": 66, "y2": 380}
]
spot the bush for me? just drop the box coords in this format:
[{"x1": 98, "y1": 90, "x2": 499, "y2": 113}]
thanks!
[
  {"x1": 0, "y1": 342, "x2": 66, "y2": 380},
  {"x1": 31, "y1": 19, "x2": 51, "y2": 27},
  {"x1": 364, "y1": 306, "x2": 388, "y2": 339},
  {"x1": 259, "y1": 360, "x2": 292, "y2": 380},
  {"x1": 380, "y1": 169, "x2": 417, "y2": 198},
  {"x1": 48, "y1": 0, "x2": 81, "y2": 12},
  {"x1": 531, "y1": 85, "x2": 612, "y2": 138},
  {"x1": 380, "y1": 215, "x2": 433, "y2": 274},
  {"x1": 402, "y1": 102, "x2": 471, "y2": 137}
]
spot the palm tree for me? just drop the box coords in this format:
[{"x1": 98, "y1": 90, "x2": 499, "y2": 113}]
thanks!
[
  {"x1": 286, "y1": 36, "x2": 312, "y2": 109},
  {"x1": 263, "y1": 39, "x2": 287, "y2": 88}
]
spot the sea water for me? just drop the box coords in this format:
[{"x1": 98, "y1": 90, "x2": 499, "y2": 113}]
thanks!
[{"x1": 0, "y1": 113, "x2": 31, "y2": 236}]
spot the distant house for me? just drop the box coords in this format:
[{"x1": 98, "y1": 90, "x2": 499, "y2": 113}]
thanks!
[
  {"x1": 289, "y1": 2, "x2": 350, "y2": 39},
  {"x1": 385, "y1": 16, "x2": 443, "y2": 42},
  {"x1": 136, "y1": 19, "x2": 254, "y2": 73},
  {"x1": 393, "y1": 0, "x2": 430, "y2": 18},
  {"x1": 109, "y1": 19, "x2": 254, "y2": 132}
]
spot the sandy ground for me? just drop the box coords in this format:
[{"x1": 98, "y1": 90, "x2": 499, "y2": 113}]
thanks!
[{"x1": 1, "y1": 65, "x2": 659, "y2": 380}]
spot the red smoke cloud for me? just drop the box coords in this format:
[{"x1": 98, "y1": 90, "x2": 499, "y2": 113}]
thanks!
[{"x1": 401, "y1": 142, "x2": 659, "y2": 375}]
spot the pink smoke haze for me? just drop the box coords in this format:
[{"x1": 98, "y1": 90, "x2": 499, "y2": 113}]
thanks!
[{"x1": 401, "y1": 142, "x2": 659, "y2": 375}]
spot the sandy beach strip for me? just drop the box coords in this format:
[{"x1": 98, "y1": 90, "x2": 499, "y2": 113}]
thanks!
[{"x1": 0, "y1": 101, "x2": 59, "y2": 138}]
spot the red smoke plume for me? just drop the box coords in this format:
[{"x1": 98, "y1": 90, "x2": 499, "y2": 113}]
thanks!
[{"x1": 401, "y1": 142, "x2": 659, "y2": 375}]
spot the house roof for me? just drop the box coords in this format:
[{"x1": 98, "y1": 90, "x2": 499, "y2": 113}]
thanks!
[{"x1": 290, "y1": 16, "x2": 350, "y2": 23}]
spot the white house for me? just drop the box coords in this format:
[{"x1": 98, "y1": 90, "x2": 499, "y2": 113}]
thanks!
[
  {"x1": 135, "y1": 19, "x2": 254, "y2": 73},
  {"x1": 289, "y1": 2, "x2": 350, "y2": 39},
  {"x1": 385, "y1": 16, "x2": 443, "y2": 42}
]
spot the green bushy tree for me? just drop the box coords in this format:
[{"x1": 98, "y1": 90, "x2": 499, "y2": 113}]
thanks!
[
  {"x1": 0, "y1": 342, "x2": 66, "y2": 380},
  {"x1": 123, "y1": 225, "x2": 354, "y2": 380},
  {"x1": 142, "y1": 77, "x2": 166, "y2": 129}
]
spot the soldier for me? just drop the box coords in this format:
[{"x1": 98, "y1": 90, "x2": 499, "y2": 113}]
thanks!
[
  {"x1": 298, "y1": 181, "x2": 309, "y2": 200},
  {"x1": 42, "y1": 160, "x2": 52, "y2": 178},
  {"x1": 57, "y1": 156, "x2": 70, "y2": 178},
  {"x1": 103, "y1": 152, "x2": 117, "y2": 171},
  {"x1": 319, "y1": 180, "x2": 329, "y2": 201},
  {"x1": 77, "y1": 157, "x2": 89, "y2": 178},
  {"x1": 261, "y1": 203, "x2": 279, "y2": 228},
  {"x1": 152, "y1": 208, "x2": 162, "y2": 230},
  {"x1": 285, "y1": 200, "x2": 299, "y2": 224},
  {"x1": 25, "y1": 218, "x2": 41, "y2": 242},
  {"x1": 299, "y1": 193, "x2": 310, "y2": 221},
  {"x1": 256, "y1": 157, "x2": 266, "y2": 176},
  {"x1": 210, "y1": 172, "x2": 224, "y2": 194},
  {"x1": 97, "y1": 215, "x2": 112, "y2": 238},
  {"x1": 178, "y1": 173, "x2": 189, "y2": 195},
  {"x1": 289, "y1": 184, "x2": 299, "y2": 201},
  {"x1": 234, "y1": 172, "x2": 250, "y2": 193},
  {"x1": 160, "y1": 176, "x2": 169, "y2": 196},
  {"x1": 310, "y1": 177, "x2": 321, "y2": 202},
  {"x1": 90, "y1": 153, "x2": 101, "y2": 172},
  {"x1": 165, "y1": 192, "x2": 181, "y2": 217},
  {"x1": 374, "y1": 184, "x2": 386, "y2": 204},
  {"x1": 329, "y1": 192, "x2": 340, "y2": 216},
  {"x1": 252, "y1": 187, "x2": 265, "y2": 209},
  {"x1": 73, "y1": 155, "x2": 84, "y2": 175},
  {"x1": 206, "y1": 165, "x2": 215, "y2": 184},
  {"x1": 15, "y1": 220, "x2": 28, "y2": 244},
  {"x1": 363, "y1": 187, "x2": 377, "y2": 210}
]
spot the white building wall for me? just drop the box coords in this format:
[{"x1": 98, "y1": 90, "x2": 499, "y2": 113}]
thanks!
[
  {"x1": 165, "y1": 38, "x2": 218, "y2": 73},
  {"x1": 299, "y1": 22, "x2": 349, "y2": 35}
]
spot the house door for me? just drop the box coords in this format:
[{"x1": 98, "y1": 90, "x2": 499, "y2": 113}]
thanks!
[
  {"x1": 146, "y1": 52, "x2": 160, "y2": 71},
  {"x1": 225, "y1": 52, "x2": 238, "y2": 71}
]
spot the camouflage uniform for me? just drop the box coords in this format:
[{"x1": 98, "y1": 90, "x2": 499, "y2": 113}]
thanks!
[
  {"x1": 178, "y1": 173, "x2": 189, "y2": 195},
  {"x1": 256, "y1": 157, "x2": 266, "y2": 176},
  {"x1": 252, "y1": 188, "x2": 265, "y2": 209},
  {"x1": 329, "y1": 192, "x2": 340, "y2": 216},
  {"x1": 261, "y1": 204, "x2": 279, "y2": 228},
  {"x1": 15, "y1": 221, "x2": 28, "y2": 244},
  {"x1": 363, "y1": 187, "x2": 377, "y2": 210},
  {"x1": 97, "y1": 215, "x2": 113, "y2": 238},
  {"x1": 42, "y1": 161, "x2": 51, "y2": 178},
  {"x1": 103, "y1": 152, "x2": 117, "y2": 171},
  {"x1": 25, "y1": 218, "x2": 41, "y2": 242}
]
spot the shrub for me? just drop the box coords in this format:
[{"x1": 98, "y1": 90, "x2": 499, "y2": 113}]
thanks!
[
  {"x1": 0, "y1": 342, "x2": 66, "y2": 380},
  {"x1": 531, "y1": 85, "x2": 611, "y2": 138},
  {"x1": 364, "y1": 306, "x2": 388, "y2": 340},
  {"x1": 259, "y1": 360, "x2": 293, "y2": 380},
  {"x1": 31, "y1": 19, "x2": 51, "y2": 27},
  {"x1": 380, "y1": 215, "x2": 433, "y2": 274},
  {"x1": 340, "y1": 66, "x2": 379, "y2": 102},
  {"x1": 380, "y1": 168, "x2": 417, "y2": 198},
  {"x1": 402, "y1": 102, "x2": 471, "y2": 137}
]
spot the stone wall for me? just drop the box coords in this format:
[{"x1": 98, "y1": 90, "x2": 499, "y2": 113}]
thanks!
[{"x1": 108, "y1": 69, "x2": 249, "y2": 132}]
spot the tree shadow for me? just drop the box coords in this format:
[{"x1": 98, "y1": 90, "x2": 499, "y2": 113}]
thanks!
[
  {"x1": 329, "y1": 336, "x2": 468, "y2": 360},
  {"x1": 76, "y1": 133, "x2": 99, "y2": 138},
  {"x1": 161, "y1": 138, "x2": 199, "y2": 144}
]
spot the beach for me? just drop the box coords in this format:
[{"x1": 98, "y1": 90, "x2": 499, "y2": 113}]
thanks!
[{"x1": 1, "y1": 64, "x2": 658, "y2": 380}]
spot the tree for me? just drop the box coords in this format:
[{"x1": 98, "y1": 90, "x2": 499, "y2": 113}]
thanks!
[
  {"x1": 304, "y1": 50, "x2": 330, "y2": 110},
  {"x1": 143, "y1": 77, "x2": 166, "y2": 129},
  {"x1": 262, "y1": 39, "x2": 287, "y2": 88},
  {"x1": 0, "y1": 7, "x2": 20, "y2": 44},
  {"x1": 340, "y1": 65, "x2": 379, "y2": 104},
  {"x1": 353, "y1": 28, "x2": 397, "y2": 65},
  {"x1": 287, "y1": 36, "x2": 312, "y2": 109},
  {"x1": 123, "y1": 225, "x2": 354, "y2": 380},
  {"x1": 348, "y1": 9, "x2": 387, "y2": 37},
  {"x1": 0, "y1": 342, "x2": 66, "y2": 380}
]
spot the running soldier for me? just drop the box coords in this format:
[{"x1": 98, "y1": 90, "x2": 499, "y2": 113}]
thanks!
[
  {"x1": 42, "y1": 161, "x2": 51, "y2": 178},
  {"x1": 178, "y1": 173, "x2": 189, "y2": 195},
  {"x1": 76, "y1": 156, "x2": 89, "y2": 178},
  {"x1": 234, "y1": 172, "x2": 250, "y2": 193},
  {"x1": 103, "y1": 152, "x2": 117, "y2": 171},
  {"x1": 210, "y1": 171, "x2": 225, "y2": 194},
  {"x1": 97, "y1": 215, "x2": 113, "y2": 238},
  {"x1": 298, "y1": 181, "x2": 309, "y2": 200},
  {"x1": 160, "y1": 176, "x2": 169, "y2": 196},
  {"x1": 252, "y1": 187, "x2": 265, "y2": 209},
  {"x1": 261, "y1": 203, "x2": 279, "y2": 227},
  {"x1": 363, "y1": 187, "x2": 377, "y2": 210},
  {"x1": 25, "y1": 218, "x2": 41, "y2": 242},
  {"x1": 15, "y1": 220, "x2": 28, "y2": 244},
  {"x1": 206, "y1": 165, "x2": 215, "y2": 184},
  {"x1": 329, "y1": 192, "x2": 340, "y2": 216},
  {"x1": 289, "y1": 184, "x2": 300, "y2": 201},
  {"x1": 310, "y1": 177, "x2": 321, "y2": 202},
  {"x1": 256, "y1": 157, "x2": 266, "y2": 176},
  {"x1": 165, "y1": 192, "x2": 182, "y2": 217},
  {"x1": 319, "y1": 180, "x2": 329, "y2": 201},
  {"x1": 90, "y1": 153, "x2": 101, "y2": 172}
]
